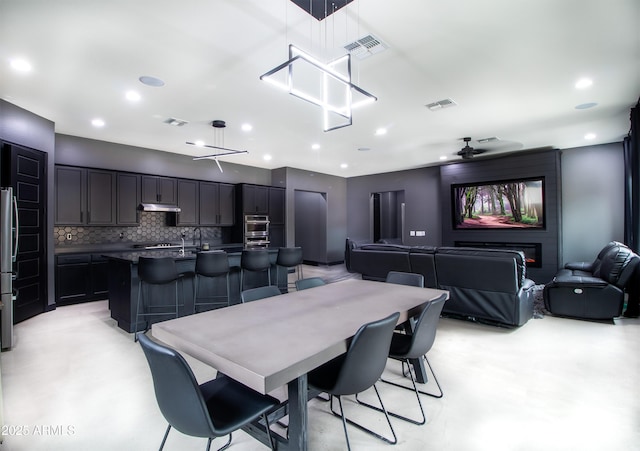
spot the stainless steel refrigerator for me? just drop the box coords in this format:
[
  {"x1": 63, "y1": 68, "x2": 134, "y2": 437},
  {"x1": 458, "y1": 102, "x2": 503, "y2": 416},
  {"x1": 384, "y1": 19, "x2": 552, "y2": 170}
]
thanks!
[{"x1": 1, "y1": 187, "x2": 17, "y2": 350}]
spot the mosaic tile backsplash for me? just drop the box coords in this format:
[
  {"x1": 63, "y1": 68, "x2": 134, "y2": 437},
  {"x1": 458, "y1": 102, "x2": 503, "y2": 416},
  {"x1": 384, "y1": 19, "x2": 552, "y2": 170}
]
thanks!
[{"x1": 54, "y1": 211, "x2": 223, "y2": 246}]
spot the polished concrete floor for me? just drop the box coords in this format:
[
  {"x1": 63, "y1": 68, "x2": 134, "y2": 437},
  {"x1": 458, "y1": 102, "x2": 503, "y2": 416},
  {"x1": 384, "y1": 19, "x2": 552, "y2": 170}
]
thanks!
[{"x1": 2, "y1": 264, "x2": 639, "y2": 450}]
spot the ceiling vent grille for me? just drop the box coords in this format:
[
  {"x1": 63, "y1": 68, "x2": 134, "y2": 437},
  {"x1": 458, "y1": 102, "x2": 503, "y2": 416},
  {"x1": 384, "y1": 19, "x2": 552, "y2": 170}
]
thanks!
[
  {"x1": 344, "y1": 34, "x2": 388, "y2": 59},
  {"x1": 164, "y1": 117, "x2": 189, "y2": 127},
  {"x1": 477, "y1": 136, "x2": 500, "y2": 143},
  {"x1": 425, "y1": 99, "x2": 457, "y2": 111}
]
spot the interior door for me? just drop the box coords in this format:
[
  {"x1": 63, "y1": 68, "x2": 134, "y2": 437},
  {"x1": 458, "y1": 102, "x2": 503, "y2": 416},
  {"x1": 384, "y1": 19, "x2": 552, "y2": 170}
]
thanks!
[{"x1": 2, "y1": 143, "x2": 48, "y2": 323}]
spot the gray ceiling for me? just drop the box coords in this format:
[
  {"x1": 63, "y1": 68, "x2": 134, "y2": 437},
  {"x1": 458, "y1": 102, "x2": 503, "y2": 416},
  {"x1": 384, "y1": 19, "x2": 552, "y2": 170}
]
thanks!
[{"x1": 1, "y1": 0, "x2": 638, "y2": 177}]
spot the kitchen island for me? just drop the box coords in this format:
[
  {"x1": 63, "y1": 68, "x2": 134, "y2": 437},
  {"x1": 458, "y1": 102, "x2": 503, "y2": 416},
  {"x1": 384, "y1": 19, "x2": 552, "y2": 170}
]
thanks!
[{"x1": 106, "y1": 246, "x2": 285, "y2": 333}]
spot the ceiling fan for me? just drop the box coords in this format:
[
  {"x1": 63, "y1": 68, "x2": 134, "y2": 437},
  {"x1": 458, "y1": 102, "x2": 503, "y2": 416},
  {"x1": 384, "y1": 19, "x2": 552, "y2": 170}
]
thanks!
[{"x1": 456, "y1": 137, "x2": 488, "y2": 159}]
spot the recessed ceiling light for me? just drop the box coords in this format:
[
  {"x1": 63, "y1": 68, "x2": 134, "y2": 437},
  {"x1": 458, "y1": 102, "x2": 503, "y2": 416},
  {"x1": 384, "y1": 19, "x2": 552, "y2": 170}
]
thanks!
[
  {"x1": 575, "y1": 78, "x2": 593, "y2": 89},
  {"x1": 375, "y1": 128, "x2": 387, "y2": 136},
  {"x1": 340, "y1": 163, "x2": 349, "y2": 169},
  {"x1": 139, "y1": 75, "x2": 165, "y2": 87},
  {"x1": 575, "y1": 102, "x2": 598, "y2": 110},
  {"x1": 91, "y1": 118, "x2": 105, "y2": 127},
  {"x1": 241, "y1": 123, "x2": 253, "y2": 132},
  {"x1": 194, "y1": 140, "x2": 205, "y2": 147},
  {"x1": 439, "y1": 155, "x2": 448, "y2": 161},
  {"x1": 584, "y1": 133, "x2": 597, "y2": 140},
  {"x1": 263, "y1": 154, "x2": 273, "y2": 161},
  {"x1": 125, "y1": 90, "x2": 141, "y2": 102},
  {"x1": 311, "y1": 143, "x2": 320, "y2": 150},
  {"x1": 10, "y1": 58, "x2": 32, "y2": 72}
]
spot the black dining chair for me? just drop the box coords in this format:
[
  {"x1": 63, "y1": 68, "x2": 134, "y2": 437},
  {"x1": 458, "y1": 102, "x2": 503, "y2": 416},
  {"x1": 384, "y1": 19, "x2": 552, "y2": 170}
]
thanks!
[
  {"x1": 241, "y1": 285, "x2": 282, "y2": 303},
  {"x1": 307, "y1": 312, "x2": 400, "y2": 450},
  {"x1": 275, "y1": 247, "x2": 304, "y2": 292},
  {"x1": 294, "y1": 277, "x2": 326, "y2": 291},
  {"x1": 385, "y1": 271, "x2": 424, "y2": 288},
  {"x1": 138, "y1": 333, "x2": 278, "y2": 451},
  {"x1": 357, "y1": 294, "x2": 447, "y2": 425},
  {"x1": 240, "y1": 249, "x2": 272, "y2": 291},
  {"x1": 135, "y1": 257, "x2": 182, "y2": 341},
  {"x1": 193, "y1": 251, "x2": 230, "y2": 313}
]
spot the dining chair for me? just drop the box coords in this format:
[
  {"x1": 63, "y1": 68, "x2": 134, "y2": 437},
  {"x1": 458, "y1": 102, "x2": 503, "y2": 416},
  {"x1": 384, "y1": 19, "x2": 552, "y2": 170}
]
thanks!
[
  {"x1": 275, "y1": 247, "x2": 304, "y2": 292},
  {"x1": 307, "y1": 312, "x2": 400, "y2": 450},
  {"x1": 137, "y1": 333, "x2": 278, "y2": 451},
  {"x1": 240, "y1": 249, "x2": 271, "y2": 291},
  {"x1": 135, "y1": 257, "x2": 181, "y2": 341},
  {"x1": 193, "y1": 251, "x2": 230, "y2": 313},
  {"x1": 357, "y1": 294, "x2": 447, "y2": 425},
  {"x1": 240, "y1": 285, "x2": 282, "y2": 303},
  {"x1": 385, "y1": 271, "x2": 424, "y2": 288},
  {"x1": 294, "y1": 277, "x2": 326, "y2": 291}
]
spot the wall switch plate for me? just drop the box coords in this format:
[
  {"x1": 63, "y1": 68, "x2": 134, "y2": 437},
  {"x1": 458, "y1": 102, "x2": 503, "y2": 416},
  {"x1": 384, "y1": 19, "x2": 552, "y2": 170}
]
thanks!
[
  {"x1": 416, "y1": 231, "x2": 426, "y2": 236},
  {"x1": 410, "y1": 231, "x2": 416, "y2": 236}
]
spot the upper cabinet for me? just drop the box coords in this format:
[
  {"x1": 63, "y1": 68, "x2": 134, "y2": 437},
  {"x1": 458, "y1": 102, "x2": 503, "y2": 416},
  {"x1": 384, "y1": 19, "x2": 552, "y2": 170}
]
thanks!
[
  {"x1": 268, "y1": 187, "x2": 285, "y2": 224},
  {"x1": 173, "y1": 179, "x2": 199, "y2": 226},
  {"x1": 116, "y1": 173, "x2": 140, "y2": 226},
  {"x1": 55, "y1": 166, "x2": 116, "y2": 225},
  {"x1": 240, "y1": 184, "x2": 269, "y2": 214},
  {"x1": 200, "y1": 182, "x2": 235, "y2": 226},
  {"x1": 141, "y1": 175, "x2": 177, "y2": 204}
]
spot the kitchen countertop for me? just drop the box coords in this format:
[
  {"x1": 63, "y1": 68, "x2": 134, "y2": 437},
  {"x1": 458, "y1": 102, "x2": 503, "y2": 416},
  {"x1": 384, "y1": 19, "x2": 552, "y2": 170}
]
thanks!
[
  {"x1": 54, "y1": 242, "x2": 245, "y2": 255},
  {"x1": 104, "y1": 246, "x2": 277, "y2": 264}
]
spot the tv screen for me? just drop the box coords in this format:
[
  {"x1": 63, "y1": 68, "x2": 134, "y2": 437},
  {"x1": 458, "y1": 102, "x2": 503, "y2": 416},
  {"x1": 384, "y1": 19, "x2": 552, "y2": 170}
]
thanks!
[{"x1": 452, "y1": 177, "x2": 545, "y2": 229}]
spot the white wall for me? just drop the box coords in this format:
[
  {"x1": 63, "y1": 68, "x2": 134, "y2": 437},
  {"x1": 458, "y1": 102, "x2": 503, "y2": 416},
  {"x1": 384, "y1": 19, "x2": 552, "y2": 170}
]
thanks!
[{"x1": 561, "y1": 143, "x2": 624, "y2": 264}]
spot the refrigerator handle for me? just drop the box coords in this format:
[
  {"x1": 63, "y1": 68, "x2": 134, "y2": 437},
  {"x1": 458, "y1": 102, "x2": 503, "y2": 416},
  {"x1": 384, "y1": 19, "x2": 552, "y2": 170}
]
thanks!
[{"x1": 12, "y1": 195, "x2": 18, "y2": 261}]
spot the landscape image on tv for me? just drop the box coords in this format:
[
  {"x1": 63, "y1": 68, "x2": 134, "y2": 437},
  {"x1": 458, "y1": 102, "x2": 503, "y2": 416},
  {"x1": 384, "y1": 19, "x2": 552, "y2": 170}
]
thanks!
[{"x1": 452, "y1": 178, "x2": 545, "y2": 229}]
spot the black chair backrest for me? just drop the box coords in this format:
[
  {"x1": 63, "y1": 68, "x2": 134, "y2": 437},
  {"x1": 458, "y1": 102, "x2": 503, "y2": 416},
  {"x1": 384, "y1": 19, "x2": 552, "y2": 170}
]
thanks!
[
  {"x1": 385, "y1": 271, "x2": 424, "y2": 288},
  {"x1": 241, "y1": 250, "x2": 271, "y2": 272},
  {"x1": 138, "y1": 257, "x2": 179, "y2": 285},
  {"x1": 241, "y1": 285, "x2": 282, "y2": 303},
  {"x1": 276, "y1": 247, "x2": 303, "y2": 267},
  {"x1": 330, "y1": 312, "x2": 400, "y2": 396},
  {"x1": 400, "y1": 294, "x2": 447, "y2": 360},
  {"x1": 138, "y1": 333, "x2": 214, "y2": 437},
  {"x1": 295, "y1": 277, "x2": 326, "y2": 291},
  {"x1": 195, "y1": 251, "x2": 229, "y2": 277}
]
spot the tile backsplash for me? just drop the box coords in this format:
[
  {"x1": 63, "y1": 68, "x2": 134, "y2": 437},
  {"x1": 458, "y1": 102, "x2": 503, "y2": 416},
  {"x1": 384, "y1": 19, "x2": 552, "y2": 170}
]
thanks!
[{"x1": 54, "y1": 211, "x2": 223, "y2": 246}]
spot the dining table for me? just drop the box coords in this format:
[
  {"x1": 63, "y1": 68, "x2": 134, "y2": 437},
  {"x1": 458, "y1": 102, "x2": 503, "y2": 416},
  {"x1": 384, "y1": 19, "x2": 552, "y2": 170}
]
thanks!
[{"x1": 151, "y1": 278, "x2": 449, "y2": 450}]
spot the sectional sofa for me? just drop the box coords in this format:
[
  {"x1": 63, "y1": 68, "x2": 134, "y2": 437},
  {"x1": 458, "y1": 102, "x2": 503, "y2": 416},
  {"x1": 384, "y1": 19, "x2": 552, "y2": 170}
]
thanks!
[{"x1": 345, "y1": 239, "x2": 535, "y2": 327}]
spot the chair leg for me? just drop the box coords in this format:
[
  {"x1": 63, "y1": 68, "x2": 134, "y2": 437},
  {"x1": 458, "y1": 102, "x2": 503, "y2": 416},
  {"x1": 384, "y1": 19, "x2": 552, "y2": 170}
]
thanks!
[
  {"x1": 399, "y1": 355, "x2": 443, "y2": 398},
  {"x1": 159, "y1": 424, "x2": 171, "y2": 451},
  {"x1": 210, "y1": 433, "x2": 232, "y2": 451},
  {"x1": 359, "y1": 359, "x2": 427, "y2": 425},
  {"x1": 329, "y1": 385, "x2": 397, "y2": 447}
]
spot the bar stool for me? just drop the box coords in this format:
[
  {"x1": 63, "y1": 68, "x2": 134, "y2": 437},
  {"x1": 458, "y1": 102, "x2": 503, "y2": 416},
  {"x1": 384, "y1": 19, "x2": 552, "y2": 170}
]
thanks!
[
  {"x1": 276, "y1": 247, "x2": 303, "y2": 293},
  {"x1": 240, "y1": 249, "x2": 271, "y2": 291},
  {"x1": 134, "y1": 257, "x2": 181, "y2": 341},
  {"x1": 193, "y1": 251, "x2": 230, "y2": 313}
]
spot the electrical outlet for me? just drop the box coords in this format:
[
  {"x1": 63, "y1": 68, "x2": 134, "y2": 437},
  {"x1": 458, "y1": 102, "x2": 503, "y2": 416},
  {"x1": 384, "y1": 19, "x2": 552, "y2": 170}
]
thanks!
[{"x1": 66, "y1": 233, "x2": 73, "y2": 240}]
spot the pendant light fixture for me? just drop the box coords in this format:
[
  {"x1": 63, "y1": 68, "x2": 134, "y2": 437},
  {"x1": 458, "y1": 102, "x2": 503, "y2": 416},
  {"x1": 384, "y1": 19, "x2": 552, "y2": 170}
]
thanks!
[{"x1": 187, "y1": 120, "x2": 248, "y2": 173}]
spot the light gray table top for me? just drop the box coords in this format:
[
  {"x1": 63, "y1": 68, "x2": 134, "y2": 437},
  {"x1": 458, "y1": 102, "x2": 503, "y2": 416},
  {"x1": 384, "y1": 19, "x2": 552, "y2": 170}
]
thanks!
[{"x1": 152, "y1": 279, "x2": 448, "y2": 394}]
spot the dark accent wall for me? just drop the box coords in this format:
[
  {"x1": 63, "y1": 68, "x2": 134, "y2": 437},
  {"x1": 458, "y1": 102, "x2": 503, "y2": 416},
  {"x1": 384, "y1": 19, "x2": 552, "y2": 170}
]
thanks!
[
  {"x1": 0, "y1": 99, "x2": 56, "y2": 306},
  {"x1": 347, "y1": 166, "x2": 442, "y2": 246},
  {"x1": 55, "y1": 134, "x2": 272, "y2": 185},
  {"x1": 440, "y1": 150, "x2": 561, "y2": 283}
]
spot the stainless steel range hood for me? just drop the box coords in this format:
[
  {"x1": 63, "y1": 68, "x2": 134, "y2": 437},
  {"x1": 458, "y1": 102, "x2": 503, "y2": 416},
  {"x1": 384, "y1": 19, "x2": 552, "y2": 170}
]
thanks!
[{"x1": 139, "y1": 203, "x2": 181, "y2": 212}]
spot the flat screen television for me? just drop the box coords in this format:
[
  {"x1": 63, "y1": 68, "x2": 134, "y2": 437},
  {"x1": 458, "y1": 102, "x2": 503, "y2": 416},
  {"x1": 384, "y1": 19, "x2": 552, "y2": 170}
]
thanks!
[{"x1": 452, "y1": 177, "x2": 545, "y2": 229}]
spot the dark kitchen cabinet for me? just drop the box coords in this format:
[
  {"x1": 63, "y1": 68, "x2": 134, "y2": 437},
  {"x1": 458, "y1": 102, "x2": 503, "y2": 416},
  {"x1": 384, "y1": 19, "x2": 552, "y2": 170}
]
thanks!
[
  {"x1": 55, "y1": 253, "x2": 110, "y2": 305},
  {"x1": 241, "y1": 184, "x2": 269, "y2": 214},
  {"x1": 116, "y1": 172, "x2": 140, "y2": 225},
  {"x1": 174, "y1": 179, "x2": 199, "y2": 226},
  {"x1": 55, "y1": 166, "x2": 116, "y2": 225},
  {"x1": 269, "y1": 187, "x2": 285, "y2": 224},
  {"x1": 141, "y1": 175, "x2": 177, "y2": 204},
  {"x1": 200, "y1": 182, "x2": 235, "y2": 226}
]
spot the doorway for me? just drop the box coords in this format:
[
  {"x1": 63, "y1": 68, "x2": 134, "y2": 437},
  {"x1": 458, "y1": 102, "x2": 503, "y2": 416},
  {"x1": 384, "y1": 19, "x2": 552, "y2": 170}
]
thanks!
[
  {"x1": 294, "y1": 190, "x2": 327, "y2": 264},
  {"x1": 371, "y1": 190, "x2": 405, "y2": 243}
]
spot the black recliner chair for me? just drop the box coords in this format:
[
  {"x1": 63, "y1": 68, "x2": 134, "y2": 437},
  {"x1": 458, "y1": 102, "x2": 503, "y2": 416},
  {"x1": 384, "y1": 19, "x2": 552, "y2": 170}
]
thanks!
[{"x1": 544, "y1": 242, "x2": 640, "y2": 320}]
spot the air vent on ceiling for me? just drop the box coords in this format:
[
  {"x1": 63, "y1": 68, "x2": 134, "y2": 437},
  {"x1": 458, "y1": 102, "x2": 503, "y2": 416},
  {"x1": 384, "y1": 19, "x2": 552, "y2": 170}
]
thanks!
[
  {"x1": 164, "y1": 117, "x2": 189, "y2": 127},
  {"x1": 477, "y1": 136, "x2": 500, "y2": 143},
  {"x1": 425, "y1": 99, "x2": 457, "y2": 111},
  {"x1": 344, "y1": 34, "x2": 388, "y2": 59}
]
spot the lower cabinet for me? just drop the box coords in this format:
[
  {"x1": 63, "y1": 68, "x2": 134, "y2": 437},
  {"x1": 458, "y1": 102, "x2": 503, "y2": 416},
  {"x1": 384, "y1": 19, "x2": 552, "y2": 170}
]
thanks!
[{"x1": 56, "y1": 254, "x2": 110, "y2": 305}]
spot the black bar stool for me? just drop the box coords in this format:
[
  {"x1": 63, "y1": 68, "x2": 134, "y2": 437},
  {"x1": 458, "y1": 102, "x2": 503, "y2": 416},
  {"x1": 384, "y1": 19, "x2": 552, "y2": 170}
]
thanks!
[
  {"x1": 240, "y1": 249, "x2": 271, "y2": 291},
  {"x1": 193, "y1": 251, "x2": 230, "y2": 313},
  {"x1": 276, "y1": 247, "x2": 303, "y2": 292},
  {"x1": 134, "y1": 256, "x2": 181, "y2": 341}
]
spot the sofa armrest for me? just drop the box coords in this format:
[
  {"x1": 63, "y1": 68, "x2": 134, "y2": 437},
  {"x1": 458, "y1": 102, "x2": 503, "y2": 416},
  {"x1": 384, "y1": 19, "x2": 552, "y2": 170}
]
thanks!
[{"x1": 564, "y1": 261, "x2": 594, "y2": 272}]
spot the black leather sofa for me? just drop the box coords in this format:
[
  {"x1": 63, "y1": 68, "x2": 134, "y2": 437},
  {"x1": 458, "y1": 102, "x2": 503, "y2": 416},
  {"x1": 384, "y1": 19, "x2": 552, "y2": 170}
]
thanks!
[
  {"x1": 346, "y1": 239, "x2": 535, "y2": 327},
  {"x1": 543, "y1": 241, "x2": 640, "y2": 320}
]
